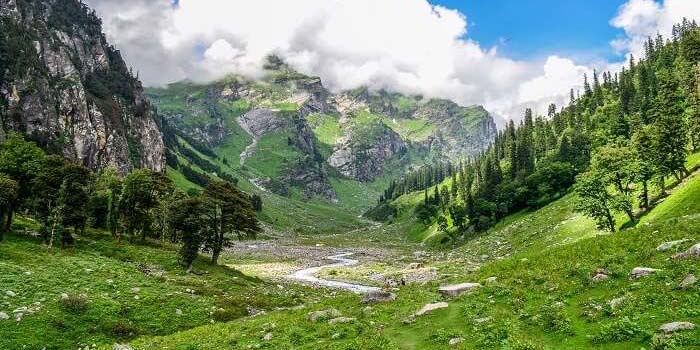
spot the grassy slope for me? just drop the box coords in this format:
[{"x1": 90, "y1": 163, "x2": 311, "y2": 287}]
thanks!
[
  {"x1": 123, "y1": 170, "x2": 700, "y2": 350},
  {"x1": 0, "y1": 219, "x2": 320, "y2": 350}
]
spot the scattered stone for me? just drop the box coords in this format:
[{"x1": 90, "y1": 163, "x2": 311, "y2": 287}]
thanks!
[
  {"x1": 484, "y1": 276, "x2": 497, "y2": 284},
  {"x1": 328, "y1": 317, "x2": 355, "y2": 324},
  {"x1": 60, "y1": 293, "x2": 69, "y2": 300},
  {"x1": 5, "y1": 291, "x2": 15, "y2": 297},
  {"x1": 629, "y1": 267, "x2": 660, "y2": 279},
  {"x1": 414, "y1": 302, "x2": 449, "y2": 316},
  {"x1": 307, "y1": 309, "x2": 341, "y2": 322},
  {"x1": 448, "y1": 337, "x2": 465, "y2": 346},
  {"x1": 473, "y1": 317, "x2": 492, "y2": 324},
  {"x1": 262, "y1": 332, "x2": 273, "y2": 341},
  {"x1": 106, "y1": 279, "x2": 114, "y2": 285},
  {"x1": 175, "y1": 309, "x2": 183, "y2": 316},
  {"x1": 408, "y1": 263, "x2": 424, "y2": 269},
  {"x1": 362, "y1": 306, "x2": 373, "y2": 315},
  {"x1": 130, "y1": 287, "x2": 140, "y2": 294},
  {"x1": 656, "y1": 239, "x2": 690, "y2": 252},
  {"x1": 678, "y1": 274, "x2": 697, "y2": 289},
  {"x1": 658, "y1": 321, "x2": 696, "y2": 334},
  {"x1": 672, "y1": 243, "x2": 700, "y2": 260},
  {"x1": 331, "y1": 332, "x2": 342, "y2": 340},
  {"x1": 0, "y1": 312, "x2": 8, "y2": 320},
  {"x1": 591, "y1": 269, "x2": 610, "y2": 282},
  {"x1": 608, "y1": 296, "x2": 626, "y2": 310},
  {"x1": 438, "y1": 283, "x2": 481, "y2": 297},
  {"x1": 361, "y1": 290, "x2": 396, "y2": 304},
  {"x1": 112, "y1": 344, "x2": 133, "y2": 350}
]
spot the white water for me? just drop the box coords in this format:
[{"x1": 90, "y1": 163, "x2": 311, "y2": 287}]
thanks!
[{"x1": 287, "y1": 252, "x2": 380, "y2": 294}]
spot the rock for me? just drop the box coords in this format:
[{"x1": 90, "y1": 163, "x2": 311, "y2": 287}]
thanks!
[
  {"x1": 438, "y1": 282, "x2": 481, "y2": 297},
  {"x1": 331, "y1": 332, "x2": 342, "y2": 340},
  {"x1": 591, "y1": 268, "x2": 609, "y2": 282},
  {"x1": 678, "y1": 274, "x2": 697, "y2": 289},
  {"x1": 414, "y1": 302, "x2": 449, "y2": 316},
  {"x1": 448, "y1": 337, "x2": 465, "y2": 346},
  {"x1": 175, "y1": 309, "x2": 183, "y2": 316},
  {"x1": 361, "y1": 290, "x2": 396, "y2": 304},
  {"x1": 656, "y1": 239, "x2": 690, "y2": 252},
  {"x1": 408, "y1": 263, "x2": 424, "y2": 269},
  {"x1": 307, "y1": 309, "x2": 341, "y2": 322},
  {"x1": 262, "y1": 332, "x2": 273, "y2": 341},
  {"x1": 328, "y1": 317, "x2": 355, "y2": 324},
  {"x1": 608, "y1": 296, "x2": 626, "y2": 310},
  {"x1": 0, "y1": 312, "x2": 8, "y2": 320},
  {"x1": 484, "y1": 276, "x2": 497, "y2": 284},
  {"x1": 5, "y1": 291, "x2": 16, "y2": 297},
  {"x1": 60, "y1": 293, "x2": 69, "y2": 300},
  {"x1": 112, "y1": 344, "x2": 133, "y2": 350},
  {"x1": 629, "y1": 267, "x2": 660, "y2": 279},
  {"x1": 362, "y1": 306, "x2": 373, "y2": 315},
  {"x1": 658, "y1": 321, "x2": 695, "y2": 334},
  {"x1": 130, "y1": 287, "x2": 140, "y2": 294},
  {"x1": 672, "y1": 243, "x2": 700, "y2": 260},
  {"x1": 473, "y1": 317, "x2": 492, "y2": 324}
]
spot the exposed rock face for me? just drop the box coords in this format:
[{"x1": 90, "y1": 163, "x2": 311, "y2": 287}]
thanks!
[
  {"x1": 328, "y1": 126, "x2": 406, "y2": 181},
  {"x1": 658, "y1": 321, "x2": 695, "y2": 334},
  {"x1": 0, "y1": 0, "x2": 164, "y2": 174},
  {"x1": 438, "y1": 282, "x2": 481, "y2": 297}
]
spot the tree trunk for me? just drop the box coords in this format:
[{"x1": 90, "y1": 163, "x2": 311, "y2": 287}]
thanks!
[
  {"x1": 642, "y1": 181, "x2": 649, "y2": 209},
  {"x1": 211, "y1": 248, "x2": 220, "y2": 265},
  {"x1": 606, "y1": 210, "x2": 616, "y2": 232},
  {"x1": 186, "y1": 262, "x2": 193, "y2": 274},
  {"x1": 4, "y1": 208, "x2": 13, "y2": 232},
  {"x1": 624, "y1": 208, "x2": 636, "y2": 223}
]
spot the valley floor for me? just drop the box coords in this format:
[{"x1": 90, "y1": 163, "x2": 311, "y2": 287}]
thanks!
[{"x1": 2, "y1": 170, "x2": 700, "y2": 350}]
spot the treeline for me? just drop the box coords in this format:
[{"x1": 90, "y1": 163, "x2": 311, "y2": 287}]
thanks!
[
  {"x1": 371, "y1": 19, "x2": 700, "y2": 235},
  {"x1": 0, "y1": 134, "x2": 261, "y2": 271}
]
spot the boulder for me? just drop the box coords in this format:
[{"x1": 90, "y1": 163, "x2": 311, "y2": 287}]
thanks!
[
  {"x1": 678, "y1": 274, "x2": 697, "y2": 289},
  {"x1": 449, "y1": 337, "x2": 465, "y2": 346},
  {"x1": 591, "y1": 269, "x2": 610, "y2": 282},
  {"x1": 0, "y1": 312, "x2": 8, "y2": 320},
  {"x1": 658, "y1": 321, "x2": 696, "y2": 334},
  {"x1": 361, "y1": 290, "x2": 396, "y2": 304},
  {"x1": 484, "y1": 276, "x2": 497, "y2": 284},
  {"x1": 414, "y1": 302, "x2": 449, "y2": 316},
  {"x1": 608, "y1": 296, "x2": 626, "y2": 310},
  {"x1": 262, "y1": 332, "x2": 273, "y2": 341},
  {"x1": 438, "y1": 283, "x2": 481, "y2": 297},
  {"x1": 5, "y1": 291, "x2": 16, "y2": 297},
  {"x1": 672, "y1": 243, "x2": 700, "y2": 260},
  {"x1": 656, "y1": 239, "x2": 690, "y2": 252},
  {"x1": 328, "y1": 317, "x2": 356, "y2": 325},
  {"x1": 408, "y1": 263, "x2": 424, "y2": 269},
  {"x1": 629, "y1": 267, "x2": 659, "y2": 279},
  {"x1": 307, "y1": 309, "x2": 341, "y2": 322}
]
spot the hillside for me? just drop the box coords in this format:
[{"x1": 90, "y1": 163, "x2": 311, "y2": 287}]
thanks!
[
  {"x1": 94, "y1": 155, "x2": 700, "y2": 350},
  {"x1": 0, "y1": 0, "x2": 164, "y2": 174},
  {"x1": 145, "y1": 61, "x2": 496, "y2": 226}
]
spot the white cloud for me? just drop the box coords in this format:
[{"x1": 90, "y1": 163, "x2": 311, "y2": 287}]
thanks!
[
  {"x1": 83, "y1": 0, "x2": 700, "y2": 122},
  {"x1": 611, "y1": 0, "x2": 700, "y2": 57}
]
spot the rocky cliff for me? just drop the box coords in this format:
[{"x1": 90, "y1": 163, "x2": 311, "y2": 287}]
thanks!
[{"x1": 0, "y1": 0, "x2": 164, "y2": 174}]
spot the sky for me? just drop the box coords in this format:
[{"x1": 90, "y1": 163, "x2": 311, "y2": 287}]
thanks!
[{"x1": 83, "y1": 0, "x2": 700, "y2": 122}]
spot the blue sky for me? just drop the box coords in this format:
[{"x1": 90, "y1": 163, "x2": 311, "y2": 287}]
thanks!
[{"x1": 433, "y1": 0, "x2": 629, "y2": 62}]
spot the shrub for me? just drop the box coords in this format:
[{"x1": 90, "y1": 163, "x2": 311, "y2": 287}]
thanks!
[
  {"x1": 111, "y1": 320, "x2": 139, "y2": 337},
  {"x1": 591, "y1": 317, "x2": 646, "y2": 344},
  {"x1": 59, "y1": 294, "x2": 89, "y2": 314}
]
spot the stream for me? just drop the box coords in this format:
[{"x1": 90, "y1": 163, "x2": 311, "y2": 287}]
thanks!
[{"x1": 287, "y1": 252, "x2": 380, "y2": 294}]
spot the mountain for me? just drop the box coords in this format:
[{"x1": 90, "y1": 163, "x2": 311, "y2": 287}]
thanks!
[
  {"x1": 0, "y1": 0, "x2": 164, "y2": 174},
  {"x1": 147, "y1": 59, "x2": 496, "y2": 202}
]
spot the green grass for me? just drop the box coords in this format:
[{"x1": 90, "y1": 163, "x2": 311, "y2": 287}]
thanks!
[
  {"x1": 639, "y1": 172, "x2": 700, "y2": 224},
  {"x1": 0, "y1": 221, "x2": 318, "y2": 350},
  {"x1": 306, "y1": 113, "x2": 342, "y2": 147},
  {"x1": 245, "y1": 132, "x2": 301, "y2": 179},
  {"x1": 114, "y1": 175, "x2": 700, "y2": 350},
  {"x1": 381, "y1": 117, "x2": 435, "y2": 142}
]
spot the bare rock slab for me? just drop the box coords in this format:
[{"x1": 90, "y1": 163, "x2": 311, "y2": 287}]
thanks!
[
  {"x1": 672, "y1": 243, "x2": 700, "y2": 260},
  {"x1": 414, "y1": 302, "x2": 449, "y2": 316},
  {"x1": 361, "y1": 290, "x2": 396, "y2": 304},
  {"x1": 438, "y1": 283, "x2": 481, "y2": 297},
  {"x1": 656, "y1": 239, "x2": 690, "y2": 252},
  {"x1": 629, "y1": 267, "x2": 660, "y2": 279},
  {"x1": 658, "y1": 321, "x2": 696, "y2": 334},
  {"x1": 307, "y1": 308, "x2": 341, "y2": 322},
  {"x1": 678, "y1": 274, "x2": 697, "y2": 289}
]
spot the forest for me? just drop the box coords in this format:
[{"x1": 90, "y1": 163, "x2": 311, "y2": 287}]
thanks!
[
  {"x1": 371, "y1": 19, "x2": 700, "y2": 235},
  {"x1": 0, "y1": 133, "x2": 261, "y2": 271}
]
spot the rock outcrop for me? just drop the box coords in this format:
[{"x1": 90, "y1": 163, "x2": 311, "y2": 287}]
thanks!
[
  {"x1": 0, "y1": 0, "x2": 164, "y2": 174},
  {"x1": 328, "y1": 126, "x2": 406, "y2": 182}
]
